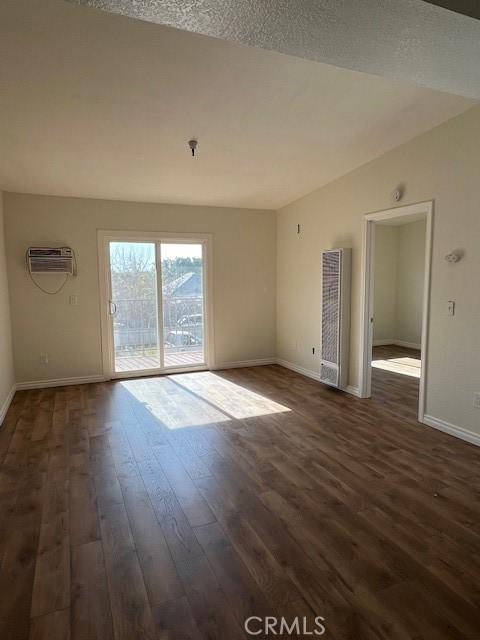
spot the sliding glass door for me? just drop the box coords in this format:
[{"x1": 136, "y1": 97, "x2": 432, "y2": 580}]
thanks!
[
  {"x1": 107, "y1": 239, "x2": 206, "y2": 375},
  {"x1": 110, "y1": 242, "x2": 160, "y2": 373},
  {"x1": 160, "y1": 243, "x2": 204, "y2": 368}
]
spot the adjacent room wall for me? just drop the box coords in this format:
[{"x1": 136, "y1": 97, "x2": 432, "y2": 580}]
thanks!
[
  {"x1": 373, "y1": 225, "x2": 399, "y2": 342},
  {"x1": 0, "y1": 191, "x2": 15, "y2": 421},
  {"x1": 396, "y1": 220, "x2": 426, "y2": 346},
  {"x1": 277, "y1": 104, "x2": 480, "y2": 436},
  {"x1": 3, "y1": 194, "x2": 276, "y2": 384},
  {"x1": 373, "y1": 219, "x2": 426, "y2": 347}
]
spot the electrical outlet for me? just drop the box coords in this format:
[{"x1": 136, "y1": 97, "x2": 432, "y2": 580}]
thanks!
[
  {"x1": 474, "y1": 393, "x2": 480, "y2": 409},
  {"x1": 39, "y1": 353, "x2": 49, "y2": 364},
  {"x1": 447, "y1": 300, "x2": 455, "y2": 316},
  {"x1": 69, "y1": 294, "x2": 79, "y2": 306}
]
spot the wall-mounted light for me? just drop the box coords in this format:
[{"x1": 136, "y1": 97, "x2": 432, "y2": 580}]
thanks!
[
  {"x1": 445, "y1": 250, "x2": 463, "y2": 263},
  {"x1": 391, "y1": 185, "x2": 404, "y2": 202}
]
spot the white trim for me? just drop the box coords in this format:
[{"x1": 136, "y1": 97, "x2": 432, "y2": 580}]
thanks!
[
  {"x1": 16, "y1": 375, "x2": 107, "y2": 390},
  {"x1": 423, "y1": 415, "x2": 480, "y2": 448},
  {"x1": 13, "y1": 361, "x2": 276, "y2": 389},
  {"x1": 155, "y1": 242, "x2": 165, "y2": 369},
  {"x1": 212, "y1": 358, "x2": 276, "y2": 370},
  {"x1": 373, "y1": 339, "x2": 421, "y2": 350},
  {"x1": 0, "y1": 385, "x2": 17, "y2": 425},
  {"x1": 359, "y1": 200, "x2": 433, "y2": 423},
  {"x1": 276, "y1": 358, "x2": 322, "y2": 381},
  {"x1": 97, "y1": 230, "x2": 215, "y2": 378},
  {"x1": 346, "y1": 385, "x2": 361, "y2": 397},
  {"x1": 111, "y1": 364, "x2": 208, "y2": 379},
  {"x1": 276, "y1": 358, "x2": 359, "y2": 397}
]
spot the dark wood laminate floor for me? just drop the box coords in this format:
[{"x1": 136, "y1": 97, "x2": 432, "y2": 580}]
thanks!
[
  {"x1": 371, "y1": 344, "x2": 421, "y2": 421},
  {"x1": 1, "y1": 363, "x2": 480, "y2": 640}
]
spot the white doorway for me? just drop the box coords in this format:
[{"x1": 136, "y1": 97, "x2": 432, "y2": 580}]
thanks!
[
  {"x1": 359, "y1": 201, "x2": 433, "y2": 421},
  {"x1": 98, "y1": 231, "x2": 214, "y2": 379}
]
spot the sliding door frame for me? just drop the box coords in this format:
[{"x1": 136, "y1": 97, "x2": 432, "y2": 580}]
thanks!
[{"x1": 97, "y1": 230, "x2": 214, "y2": 379}]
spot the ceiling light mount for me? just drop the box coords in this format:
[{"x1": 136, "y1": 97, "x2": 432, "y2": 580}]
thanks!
[{"x1": 188, "y1": 139, "x2": 198, "y2": 157}]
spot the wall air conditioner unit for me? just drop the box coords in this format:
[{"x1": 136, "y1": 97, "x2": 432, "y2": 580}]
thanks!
[
  {"x1": 27, "y1": 247, "x2": 74, "y2": 274},
  {"x1": 320, "y1": 248, "x2": 351, "y2": 390}
]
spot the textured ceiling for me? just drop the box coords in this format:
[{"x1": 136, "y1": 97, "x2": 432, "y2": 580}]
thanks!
[
  {"x1": 423, "y1": 1, "x2": 480, "y2": 20},
  {"x1": 0, "y1": 0, "x2": 476, "y2": 209},
  {"x1": 70, "y1": 0, "x2": 480, "y2": 98}
]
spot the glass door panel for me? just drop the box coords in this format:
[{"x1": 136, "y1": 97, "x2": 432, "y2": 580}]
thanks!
[
  {"x1": 160, "y1": 243, "x2": 205, "y2": 368},
  {"x1": 109, "y1": 242, "x2": 160, "y2": 373}
]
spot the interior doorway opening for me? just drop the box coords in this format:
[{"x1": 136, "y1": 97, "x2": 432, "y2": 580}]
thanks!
[{"x1": 360, "y1": 202, "x2": 433, "y2": 422}]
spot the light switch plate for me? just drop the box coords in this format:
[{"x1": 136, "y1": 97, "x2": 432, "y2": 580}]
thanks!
[{"x1": 447, "y1": 300, "x2": 455, "y2": 316}]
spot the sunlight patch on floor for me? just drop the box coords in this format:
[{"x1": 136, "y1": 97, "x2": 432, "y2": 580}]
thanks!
[
  {"x1": 372, "y1": 356, "x2": 421, "y2": 378},
  {"x1": 119, "y1": 371, "x2": 290, "y2": 429},
  {"x1": 120, "y1": 377, "x2": 229, "y2": 429},
  {"x1": 172, "y1": 371, "x2": 291, "y2": 419}
]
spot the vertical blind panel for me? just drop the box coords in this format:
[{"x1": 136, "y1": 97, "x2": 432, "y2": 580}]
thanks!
[{"x1": 321, "y1": 251, "x2": 340, "y2": 364}]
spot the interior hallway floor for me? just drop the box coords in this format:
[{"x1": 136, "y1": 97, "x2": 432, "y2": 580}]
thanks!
[
  {"x1": 1, "y1": 364, "x2": 479, "y2": 639},
  {"x1": 371, "y1": 344, "x2": 421, "y2": 422}
]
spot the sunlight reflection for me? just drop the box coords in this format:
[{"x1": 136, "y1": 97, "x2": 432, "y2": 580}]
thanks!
[
  {"x1": 173, "y1": 372, "x2": 291, "y2": 419},
  {"x1": 372, "y1": 356, "x2": 421, "y2": 379},
  {"x1": 119, "y1": 371, "x2": 290, "y2": 430}
]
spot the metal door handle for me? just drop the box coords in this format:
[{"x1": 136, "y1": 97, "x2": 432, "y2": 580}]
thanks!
[{"x1": 109, "y1": 301, "x2": 117, "y2": 315}]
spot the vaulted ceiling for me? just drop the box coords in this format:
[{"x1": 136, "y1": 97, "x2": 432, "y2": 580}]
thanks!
[
  {"x1": 0, "y1": 0, "x2": 476, "y2": 209},
  {"x1": 71, "y1": 0, "x2": 480, "y2": 98}
]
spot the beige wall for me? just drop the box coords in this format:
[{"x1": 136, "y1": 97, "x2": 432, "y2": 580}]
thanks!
[
  {"x1": 374, "y1": 220, "x2": 426, "y2": 346},
  {"x1": 0, "y1": 192, "x2": 15, "y2": 419},
  {"x1": 277, "y1": 105, "x2": 480, "y2": 435},
  {"x1": 4, "y1": 194, "x2": 276, "y2": 383},
  {"x1": 373, "y1": 225, "x2": 399, "y2": 342},
  {"x1": 396, "y1": 220, "x2": 426, "y2": 346}
]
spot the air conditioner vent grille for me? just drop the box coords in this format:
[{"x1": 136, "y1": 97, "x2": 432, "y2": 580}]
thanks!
[
  {"x1": 320, "y1": 363, "x2": 338, "y2": 386},
  {"x1": 27, "y1": 247, "x2": 74, "y2": 274},
  {"x1": 321, "y1": 251, "x2": 340, "y2": 365},
  {"x1": 320, "y1": 248, "x2": 351, "y2": 390}
]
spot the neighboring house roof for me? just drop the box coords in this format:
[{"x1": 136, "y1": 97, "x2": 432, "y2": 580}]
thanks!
[{"x1": 163, "y1": 272, "x2": 202, "y2": 298}]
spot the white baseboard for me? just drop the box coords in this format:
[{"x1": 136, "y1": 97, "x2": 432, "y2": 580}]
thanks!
[
  {"x1": 276, "y1": 358, "x2": 322, "y2": 381},
  {"x1": 16, "y1": 374, "x2": 107, "y2": 391},
  {"x1": 276, "y1": 358, "x2": 359, "y2": 397},
  {"x1": 0, "y1": 384, "x2": 17, "y2": 426},
  {"x1": 17, "y1": 361, "x2": 276, "y2": 389},
  {"x1": 212, "y1": 358, "x2": 276, "y2": 370},
  {"x1": 373, "y1": 338, "x2": 421, "y2": 350},
  {"x1": 346, "y1": 385, "x2": 361, "y2": 397},
  {"x1": 423, "y1": 414, "x2": 480, "y2": 447}
]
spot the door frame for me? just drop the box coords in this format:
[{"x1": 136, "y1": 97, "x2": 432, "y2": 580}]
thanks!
[
  {"x1": 97, "y1": 229, "x2": 215, "y2": 379},
  {"x1": 358, "y1": 201, "x2": 433, "y2": 422}
]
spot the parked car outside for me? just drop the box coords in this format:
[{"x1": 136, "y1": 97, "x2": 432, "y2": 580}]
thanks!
[
  {"x1": 165, "y1": 330, "x2": 201, "y2": 348},
  {"x1": 177, "y1": 313, "x2": 203, "y2": 327}
]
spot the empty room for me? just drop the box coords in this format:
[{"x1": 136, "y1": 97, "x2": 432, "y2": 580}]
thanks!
[{"x1": 1, "y1": 1, "x2": 479, "y2": 639}]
